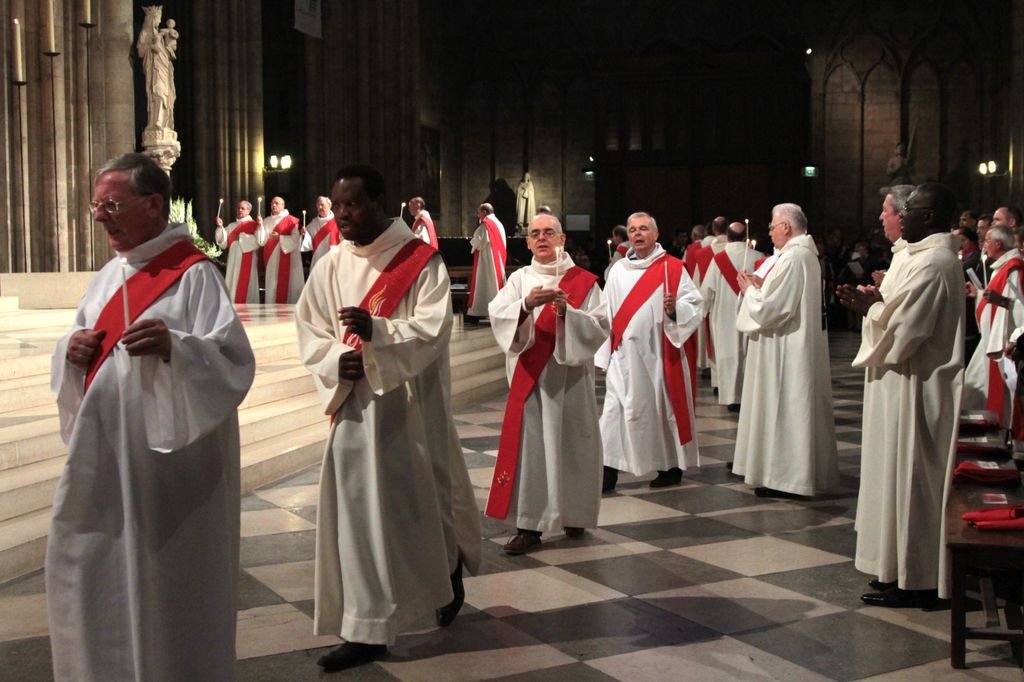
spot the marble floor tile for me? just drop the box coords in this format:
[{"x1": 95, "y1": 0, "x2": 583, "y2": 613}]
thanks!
[
  {"x1": 235, "y1": 603, "x2": 339, "y2": 660},
  {"x1": 240, "y1": 529, "x2": 316, "y2": 568},
  {"x1": 240, "y1": 508, "x2": 316, "y2": 538},
  {"x1": 244, "y1": 560, "x2": 316, "y2": 603},
  {"x1": 455, "y1": 424, "x2": 502, "y2": 439},
  {"x1": 455, "y1": 410, "x2": 506, "y2": 425},
  {"x1": 604, "y1": 515, "x2": 759, "y2": 550},
  {"x1": 638, "y1": 577, "x2": 844, "y2": 634},
  {"x1": 0, "y1": 636, "x2": 53, "y2": 682},
  {"x1": 596, "y1": 496, "x2": 687, "y2": 526},
  {"x1": 489, "y1": 662, "x2": 620, "y2": 681},
  {"x1": 530, "y1": 540, "x2": 661, "y2": 566},
  {"x1": 465, "y1": 566, "x2": 627, "y2": 615},
  {"x1": 671, "y1": 536, "x2": 850, "y2": 576},
  {"x1": 585, "y1": 638, "x2": 831, "y2": 682},
  {"x1": 380, "y1": 643, "x2": 576, "y2": 682},
  {"x1": 853, "y1": 647, "x2": 1022, "y2": 680},
  {"x1": 643, "y1": 484, "x2": 771, "y2": 514},
  {"x1": 467, "y1": 465, "x2": 496, "y2": 489},
  {"x1": 707, "y1": 504, "x2": 853, "y2": 535}
]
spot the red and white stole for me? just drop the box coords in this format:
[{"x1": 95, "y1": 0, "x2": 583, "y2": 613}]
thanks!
[
  {"x1": 485, "y1": 266, "x2": 599, "y2": 519},
  {"x1": 311, "y1": 218, "x2": 341, "y2": 253},
  {"x1": 262, "y1": 214, "x2": 301, "y2": 304},
  {"x1": 226, "y1": 217, "x2": 258, "y2": 304},
  {"x1": 467, "y1": 217, "x2": 507, "y2": 308},
  {"x1": 977, "y1": 256, "x2": 1024, "y2": 417},
  {"x1": 609, "y1": 254, "x2": 693, "y2": 446},
  {"x1": 616, "y1": 243, "x2": 628, "y2": 258},
  {"x1": 694, "y1": 246, "x2": 716, "y2": 360},
  {"x1": 712, "y1": 250, "x2": 741, "y2": 295},
  {"x1": 340, "y1": 238, "x2": 437, "y2": 351},
  {"x1": 85, "y1": 241, "x2": 208, "y2": 391},
  {"x1": 412, "y1": 213, "x2": 439, "y2": 249}
]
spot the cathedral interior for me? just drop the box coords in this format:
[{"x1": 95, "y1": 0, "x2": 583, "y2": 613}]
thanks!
[{"x1": 1, "y1": 1, "x2": 1024, "y2": 680}]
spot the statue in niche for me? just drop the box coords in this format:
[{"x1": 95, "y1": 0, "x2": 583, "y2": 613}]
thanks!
[
  {"x1": 886, "y1": 128, "x2": 916, "y2": 186},
  {"x1": 138, "y1": 6, "x2": 177, "y2": 133},
  {"x1": 516, "y1": 172, "x2": 536, "y2": 232}
]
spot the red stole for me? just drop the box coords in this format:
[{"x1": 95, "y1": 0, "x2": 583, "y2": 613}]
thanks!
[
  {"x1": 467, "y1": 217, "x2": 507, "y2": 308},
  {"x1": 976, "y1": 257, "x2": 1024, "y2": 418},
  {"x1": 263, "y1": 214, "x2": 301, "y2": 304},
  {"x1": 226, "y1": 218, "x2": 258, "y2": 304},
  {"x1": 485, "y1": 266, "x2": 598, "y2": 519},
  {"x1": 412, "y1": 213, "x2": 439, "y2": 249},
  {"x1": 609, "y1": 255, "x2": 694, "y2": 446},
  {"x1": 312, "y1": 218, "x2": 341, "y2": 253},
  {"x1": 616, "y1": 243, "x2": 628, "y2": 257},
  {"x1": 85, "y1": 241, "x2": 208, "y2": 391},
  {"x1": 754, "y1": 256, "x2": 768, "y2": 272},
  {"x1": 712, "y1": 250, "x2": 741, "y2": 295},
  {"x1": 341, "y1": 238, "x2": 437, "y2": 351},
  {"x1": 684, "y1": 242, "x2": 703, "y2": 276}
]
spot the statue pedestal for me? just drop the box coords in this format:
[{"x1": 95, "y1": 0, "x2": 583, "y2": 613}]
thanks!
[{"x1": 142, "y1": 127, "x2": 181, "y2": 174}]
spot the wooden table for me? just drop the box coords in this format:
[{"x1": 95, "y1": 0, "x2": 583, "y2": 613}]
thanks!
[{"x1": 946, "y1": 478, "x2": 1024, "y2": 668}]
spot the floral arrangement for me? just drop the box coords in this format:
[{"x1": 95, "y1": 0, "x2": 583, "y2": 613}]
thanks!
[{"x1": 169, "y1": 197, "x2": 222, "y2": 259}]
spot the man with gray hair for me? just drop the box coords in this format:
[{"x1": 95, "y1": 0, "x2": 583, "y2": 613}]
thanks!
[
  {"x1": 485, "y1": 213, "x2": 609, "y2": 553},
  {"x1": 733, "y1": 203, "x2": 839, "y2": 498},
  {"x1": 597, "y1": 211, "x2": 704, "y2": 492},
  {"x1": 962, "y1": 223, "x2": 1024, "y2": 426},
  {"x1": 47, "y1": 152, "x2": 256, "y2": 679},
  {"x1": 467, "y1": 202, "x2": 507, "y2": 322},
  {"x1": 215, "y1": 199, "x2": 261, "y2": 304}
]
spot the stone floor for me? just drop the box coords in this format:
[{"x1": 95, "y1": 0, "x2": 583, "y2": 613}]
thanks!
[{"x1": 1, "y1": 331, "x2": 1020, "y2": 681}]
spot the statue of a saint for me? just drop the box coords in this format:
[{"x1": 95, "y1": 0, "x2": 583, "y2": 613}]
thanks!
[
  {"x1": 137, "y1": 6, "x2": 177, "y2": 133},
  {"x1": 886, "y1": 131, "x2": 915, "y2": 187},
  {"x1": 515, "y1": 172, "x2": 536, "y2": 231}
]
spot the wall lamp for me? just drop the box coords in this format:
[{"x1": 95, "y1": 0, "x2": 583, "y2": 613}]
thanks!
[
  {"x1": 978, "y1": 160, "x2": 1002, "y2": 176},
  {"x1": 266, "y1": 154, "x2": 293, "y2": 173}
]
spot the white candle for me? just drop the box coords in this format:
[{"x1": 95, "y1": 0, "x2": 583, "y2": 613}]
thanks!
[
  {"x1": 120, "y1": 258, "x2": 131, "y2": 329},
  {"x1": 982, "y1": 255, "x2": 988, "y2": 286},
  {"x1": 743, "y1": 218, "x2": 750, "y2": 272},
  {"x1": 301, "y1": 209, "x2": 307, "y2": 229},
  {"x1": 44, "y1": 0, "x2": 58, "y2": 54},
  {"x1": 80, "y1": 0, "x2": 93, "y2": 27},
  {"x1": 257, "y1": 196, "x2": 263, "y2": 218},
  {"x1": 12, "y1": 19, "x2": 25, "y2": 83},
  {"x1": 400, "y1": 202, "x2": 406, "y2": 220},
  {"x1": 216, "y1": 197, "x2": 223, "y2": 220},
  {"x1": 663, "y1": 261, "x2": 669, "y2": 290},
  {"x1": 606, "y1": 239, "x2": 612, "y2": 260}
]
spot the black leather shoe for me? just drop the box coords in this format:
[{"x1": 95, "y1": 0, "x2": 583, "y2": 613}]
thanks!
[
  {"x1": 754, "y1": 486, "x2": 806, "y2": 499},
  {"x1": 602, "y1": 466, "x2": 618, "y2": 493},
  {"x1": 860, "y1": 588, "x2": 939, "y2": 609},
  {"x1": 503, "y1": 530, "x2": 542, "y2": 555},
  {"x1": 650, "y1": 467, "x2": 683, "y2": 488},
  {"x1": 317, "y1": 642, "x2": 387, "y2": 672},
  {"x1": 868, "y1": 579, "x2": 896, "y2": 592},
  {"x1": 564, "y1": 526, "x2": 585, "y2": 539},
  {"x1": 727, "y1": 403, "x2": 740, "y2": 413},
  {"x1": 436, "y1": 558, "x2": 464, "y2": 627}
]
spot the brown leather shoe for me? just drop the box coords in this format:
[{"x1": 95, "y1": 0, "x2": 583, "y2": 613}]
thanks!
[{"x1": 503, "y1": 530, "x2": 542, "y2": 555}]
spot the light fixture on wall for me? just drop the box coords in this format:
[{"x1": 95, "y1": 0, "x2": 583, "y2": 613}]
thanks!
[
  {"x1": 265, "y1": 154, "x2": 294, "y2": 173},
  {"x1": 978, "y1": 160, "x2": 1002, "y2": 176},
  {"x1": 582, "y1": 156, "x2": 596, "y2": 182}
]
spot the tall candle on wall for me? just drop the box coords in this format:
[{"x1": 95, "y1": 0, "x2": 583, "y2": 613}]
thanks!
[
  {"x1": 80, "y1": 0, "x2": 93, "y2": 27},
  {"x1": 44, "y1": 0, "x2": 58, "y2": 54},
  {"x1": 12, "y1": 19, "x2": 26, "y2": 84}
]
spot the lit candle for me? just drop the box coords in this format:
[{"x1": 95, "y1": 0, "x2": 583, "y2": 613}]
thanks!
[
  {"x1": 120, "y1": 258, "x2": 131, "y2": 329},
  {"x1": 399, "y1": 201, "x2": 406, "y2": 220},
  {"x1": 606, "y1": 239, "x2": 612, "y2": 260},
  {"x1": 742, "y1": 218, "x2": 750, "y2": 272},
  {"x1": 216, "y1": 197, "x2": 223, "y2": 221},
  {"x1": 554, "y1": 245, "x2": 563, "y2": 277},
  {"x1": 302, "y1": 209, "x2": 307, "y2": 230},
  {"x1": 44, "y1": 0, "x2": 58, "y2": 54},
  {"x1": 257, "y1": 196, "x2": 263, "y2": 218},
  {"x1": 12, "y1": 19, "x2": 25, "y2": 84}
]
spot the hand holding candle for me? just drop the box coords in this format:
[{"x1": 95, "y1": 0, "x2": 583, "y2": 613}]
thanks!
[{"x1": 216, "y1": 197, "x2": 224, "y2": 221}]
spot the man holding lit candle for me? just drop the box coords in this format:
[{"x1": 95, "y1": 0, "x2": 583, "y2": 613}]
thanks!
[
  {"x1": 603, "y1": 224, "x2": 628, "y2": 282},
  {"x1": 485, "y1": 214, "x2": 609, "y2": 553},
  {"x1": 597, "y1": 211, "x2": 704, "y2": 492},
  {"x1": 699, "y1": 222, "x2": 763, "y2": 410},
  {"x1": 408, "y1": 195, "x2": 439, "y2": 248},
  {"x1": 303, "y1": 195, "x2": 339, "y2": 271},
  {"x1": 260, "y1": 195, "x2": 305, "y2": 304},
  {"x1": 732, "y1": 203, "x2": 838, "y2": 498},
  {"x1": 47, "y1": 153, "x2": 255, "y2": 680},
  {"x1": 216, "y1": 199, "x2": 261, "y2": 304}
]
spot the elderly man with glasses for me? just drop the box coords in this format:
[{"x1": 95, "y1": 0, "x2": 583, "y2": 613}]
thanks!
[{"x1": 47, "y1": 152, "x2": 255, "y2": 680}]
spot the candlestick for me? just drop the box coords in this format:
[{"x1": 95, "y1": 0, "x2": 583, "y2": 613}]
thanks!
[
  {"x1": 120, "y1": 258, "x2": 131, "y2": 329},
  {"x1": 12, "y1": 19, "x2": 26, "y2": 84},
  {"x1": 44, "y1": 0, "x2": 58, "y2": 55}
]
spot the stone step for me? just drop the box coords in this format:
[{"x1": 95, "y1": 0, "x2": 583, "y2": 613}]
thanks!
[
  {"x1": 239, "y1": 423, "x2": 326, "y2": 493},
  {"x1": 0, "y1": 508, "x2": 49, "y2": 587},
  {"x1": 451, "y1": 366, "x2": 507, "y2": 410},
  {"x1": 0, "y1": 296, "x2": 19, "y2": 312},
  {"x1": 0, "y1": 457, "x2": 64, "y2": 522},
  {"x1": 450, "y1": 345, "x2": 506, "y2": 383},
  {"x1": 240, "y1": 365, "x2": 315, "y2": 410}
]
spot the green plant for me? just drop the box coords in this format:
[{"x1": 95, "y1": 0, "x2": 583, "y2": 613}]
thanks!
[{"x1": 169, "y1": 197, "x2": 222, "y2": 259}]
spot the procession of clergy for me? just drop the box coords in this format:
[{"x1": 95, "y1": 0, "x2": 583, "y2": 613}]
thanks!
[{"x1": 49, "y1": 150, "x2": 983, "y2": 679}]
